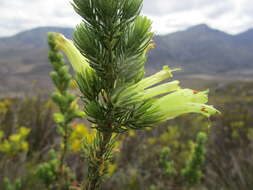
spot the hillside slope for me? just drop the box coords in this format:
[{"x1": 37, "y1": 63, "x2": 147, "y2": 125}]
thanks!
[
  {"x1": 1, "y1": 25, "x2": 253, "y2": 95},
  {"x1": 148, "y1": 24, "x2": 253, "y2": 75}
]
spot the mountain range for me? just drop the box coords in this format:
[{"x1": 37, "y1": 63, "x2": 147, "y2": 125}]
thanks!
[{"x1": 1, "y1": 24, "x2": 253, "y2": 95}]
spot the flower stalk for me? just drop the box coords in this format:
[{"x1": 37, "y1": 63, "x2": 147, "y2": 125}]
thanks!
[{"x1": 41, "y1": 33, "x2": 85, "y2": 189}]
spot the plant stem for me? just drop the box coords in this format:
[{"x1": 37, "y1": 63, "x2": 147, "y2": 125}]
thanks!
[
  {"x1": 58, "y1": 124, "x2": 69, "y2": 190},
  {"x1": 85, "y1": 130, "x2": 112, "y2": 190},
  {"x1": 60, "y1": 127, "x2": 68, "y2": 171}
]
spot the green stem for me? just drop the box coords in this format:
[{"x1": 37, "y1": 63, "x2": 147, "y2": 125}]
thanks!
[
  {"x1": 57, "y1": 124, "x2": 69, "y2": 190},
  {"x1": 59, "y1": 126, "x2": 68, "y2": 171},
  {"x1": 85, "y1": 130, "x2": 112, "y2": 190}
]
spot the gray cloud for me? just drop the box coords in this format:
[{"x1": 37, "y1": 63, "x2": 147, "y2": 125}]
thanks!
[
  {"x1": 142, "y1": 0, "x2": 231, "y2": 16},
  {"x1": 0, "y1": 0, "x2": 80, "y2": 36},
  {"x1": 0, "y1": 0, "x2": 253, "y2": 37},
  {"x1": 142, "y1": 0, "x2": 253, "y2": 34}
]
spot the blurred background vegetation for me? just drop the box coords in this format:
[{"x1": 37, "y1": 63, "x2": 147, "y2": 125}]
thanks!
[{"x1": 0, "y1": 80, "x2": 253, "y2": 189}]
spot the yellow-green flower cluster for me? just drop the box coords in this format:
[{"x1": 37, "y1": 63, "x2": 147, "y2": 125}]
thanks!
[
  {"x1": 69, "y1": 124, "x2": 95, "y2": 152},
  {"x1": 0, "y1": 99, "x2": 12, "y2": 115},
  {"x1": 0, "y1": 127, "x2": 30, "y2": 154},
  {"x1": 112, "y1": 66, "x2": 219, "y2": 126}
]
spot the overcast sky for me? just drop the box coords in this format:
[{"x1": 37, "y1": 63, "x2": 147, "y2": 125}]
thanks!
[{"x1": 0, "y1": 0, "x2": 253, "y2": 37}]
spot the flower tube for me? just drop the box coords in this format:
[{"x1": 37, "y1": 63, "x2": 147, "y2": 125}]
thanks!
[
  {"x1": 146, "y1": 89, "x2": 219, "y2": 122},
  {"x1": 136, "y1": 66, "x2": 181, "y2": 89},
  {"x1": 112, "y1": 67, "x2": 181, "y2": 106},
  {"x1": 143, "y1": 80, "x2": 180, "y2": 99},
  {"x1": 50, "y1": 32, "x2": 91, "y2": 73}
]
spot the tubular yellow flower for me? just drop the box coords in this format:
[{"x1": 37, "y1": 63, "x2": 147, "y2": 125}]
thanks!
[
  {"x1": 50, "y1": 32, "x2": 91, "y2": 73},
  {"x1": 112, "y1": 66, "x2": 181, "y2": 106},
  {"x1": 155, "y1": 89, "x2": 209, "y2": 107},
  {"x1": 143, "y1": 80, "x2": 180, "y2": 99},
  {"x1": 148, "y1": 89, "x2": 219, "y2": 122},
  {"x1": 136, "y1": 66, "x2": 180, "y2": 89}
]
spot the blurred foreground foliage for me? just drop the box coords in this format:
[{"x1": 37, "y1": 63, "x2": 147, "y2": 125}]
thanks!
[{"x1": 0, "y1": 81, "x2": 253, "y2": 189}]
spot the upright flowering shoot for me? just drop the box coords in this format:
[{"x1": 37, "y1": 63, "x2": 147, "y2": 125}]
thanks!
[{"x1": 49, "y1": 0, "x2": 219, "y2": 189}]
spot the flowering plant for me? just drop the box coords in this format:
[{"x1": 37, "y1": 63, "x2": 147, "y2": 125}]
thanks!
[{"x1": 48, "y1": 0, "x2": 219, "y2": 189}]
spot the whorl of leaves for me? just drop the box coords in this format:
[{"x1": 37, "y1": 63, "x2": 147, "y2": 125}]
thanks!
[{"x1": 72, "y1": 0, "x2": 154, "y2": 132}]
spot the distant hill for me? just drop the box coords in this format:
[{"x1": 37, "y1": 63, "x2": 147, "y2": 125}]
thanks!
[
  {"x1": 0, "y1": 27, "x2": 74, "y2": 95},
  {"x1": 148, "y1": 24, "x2": 253, "y2": 75},
  {"x1": 1, "y1": 24, "x2": 253, "y2": 95}
]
